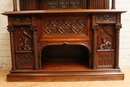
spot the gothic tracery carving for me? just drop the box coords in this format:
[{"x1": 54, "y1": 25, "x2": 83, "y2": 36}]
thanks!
[
  {"x1": 18, "y1": 56, "x2": 33, "y2": 68},
  {"x1": 98, "y1": 54, "x2": 113, "y2": 67},
  {"x1": 48, "y1": 0, "x2": 81, "y2": 9},
  {"x1": 44, "y1": 19, "x2": 86, "y2": 35},
  {"x1": 97, "y1": 15, "x2": 116, "y2": 23},
  {"x1": 13, "y1": 17, "x2": 31, "y2": 23},
  {"x1": 98, "y1": 25, "x2": 114, "y2": 51}
]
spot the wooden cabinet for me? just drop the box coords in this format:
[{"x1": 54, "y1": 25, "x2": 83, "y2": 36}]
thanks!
[{"x1": 2, "y1": 0, "x2": 126, "y2": 81}]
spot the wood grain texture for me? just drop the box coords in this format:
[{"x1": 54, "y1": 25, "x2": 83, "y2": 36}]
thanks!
[{"x1": 2, "y1": 0, "x2": 125, "y2": 81}]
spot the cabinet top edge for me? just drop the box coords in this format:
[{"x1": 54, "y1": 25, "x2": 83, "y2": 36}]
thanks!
[{"x1": 2, "y1": 9, "x2": 126, "y2": 15}]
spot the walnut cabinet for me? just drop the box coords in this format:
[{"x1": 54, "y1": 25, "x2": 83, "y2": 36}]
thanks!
[{"x1": 2, "y1": 0, "x2": 126, "y2": 81}]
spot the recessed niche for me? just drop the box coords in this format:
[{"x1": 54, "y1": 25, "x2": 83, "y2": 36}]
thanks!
[{"x1": 41, "y1": 44, "x2": 90, "y2": 71}]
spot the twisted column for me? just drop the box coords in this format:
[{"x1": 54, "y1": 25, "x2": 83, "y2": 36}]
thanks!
[{"x1": 8, "y1": 26, "x2": 16, "y2": 70}]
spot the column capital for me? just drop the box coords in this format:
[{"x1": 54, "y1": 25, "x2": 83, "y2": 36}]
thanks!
[{"x1": 92, "y1": 23, "x2": 98, "y2": 31}]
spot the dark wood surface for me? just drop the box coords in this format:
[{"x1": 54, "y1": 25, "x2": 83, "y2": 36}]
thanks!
[
  {"x1": 2, "y1": 0, "x2": 126, "y2": 81},
  {"x1": 2, "y1": 9, "x2": 126, "y2": 15}
]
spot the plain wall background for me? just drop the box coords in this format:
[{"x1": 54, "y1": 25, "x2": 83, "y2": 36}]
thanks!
[{"x1": 0, "y1": 0, "x2": 130, "y2": 69}]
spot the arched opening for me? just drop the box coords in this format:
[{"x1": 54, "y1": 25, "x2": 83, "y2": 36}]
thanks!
[{"x1": 41, "y1": 44, "x2": 90, "y2": 71}]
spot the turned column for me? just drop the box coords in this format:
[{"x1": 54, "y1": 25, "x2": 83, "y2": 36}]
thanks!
[
  {"x1": 92, "y1": 15, "x2": 98, "y2": 69},
  {"x1": 31, "y1": 16, "x2": 39, "y2": 70},
  {"x1": 115, "y1": 14, "x2": 122, "y2": 69},
  {"x1": 13, "y1": 0, "x2": 17, "y2": 11},
  {"x1": 112, "y1": 0, "x2": 116, "y2": 9},
  {"x1": 7, "y1": 16, "x2": 16, "y2": 70},
  {"x1": 32, "y1": 27, "x2": 38, "y2": 69},
  {"x1": 8, "y1": 26, "x2": 16, "y2": 70}
]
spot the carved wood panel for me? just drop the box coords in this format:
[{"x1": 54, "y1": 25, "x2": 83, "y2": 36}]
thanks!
[
  {"x1": 89, "y1": 0, "x2": 109, "y2": 9},
  {"x1": 97, "y1": 52, "x2": 114, "y2": 68},
  {"x1": 97, "y1": 24, "x2": 115, "y2": 51},
  {"x1": 97, "y1": 15, "x2": 116, "y2": 23},
  {"x1": 47, "y1": 0, "x2": 82, "y2": 9},
  {"x1": 13, "y1": 17, "x2": 31, "y2": 25},
  {"x1": 43, "y1": 18, "x2": 87, "y2": 35},
  {"x1": 14, "y1": 26, "x2": 33, "y2": 52},
  {"x1": 16, "y1": 54, "x2": 34, "y2": 69}
]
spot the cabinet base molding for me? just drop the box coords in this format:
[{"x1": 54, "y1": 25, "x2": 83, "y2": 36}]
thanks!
[{"x1": 7, "y1": 69, "x2": 124, "y2": 82}]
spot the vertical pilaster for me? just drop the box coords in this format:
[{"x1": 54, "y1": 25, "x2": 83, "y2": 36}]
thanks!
[
  {"x1": 8, "y1": 26, "x2": 16, "y2": 70},
  {"x1": 13, "y1": 0, "x2": 18, "y2": 11},
  {"x1": 39, "y1": 55, "x2": 42, "y2": 69},
  {"x1": 92, "y1": 15, "x2": 98, "y2": 69},
  {"x1": 7, "y1": 16, "x2": 16, "y2": 70},
  {"x1": 115, "y1": 14, "x2": 121, "y2": 69},
  {"x1": 31, "y1": 16, "x2": 38, "y2": 70},
  {"x1": 112, "y1": 0, "x2": 116, "y2": 9}
]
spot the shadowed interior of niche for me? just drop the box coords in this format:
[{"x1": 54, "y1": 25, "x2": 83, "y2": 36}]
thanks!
[{"x1": 41, "y1": 44, "x2": 90, "y2": 70}]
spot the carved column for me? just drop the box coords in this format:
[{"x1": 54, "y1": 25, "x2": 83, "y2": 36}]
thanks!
[
  {"x1": 115, "y1": 23, "x2": 121, "y2": 69},
  {"x1": 92, "y1": 15, "x2": 98, "y2": 69},
  {"x1": 7, "y1": 26, "x2": 16, "y2": 70},
  {"x1": 13, "y1": 0, "x2": 18, "y2": 11},
  {"x1": 7, "y1": 16, "x2": 16, "y2": 70},
  {"x1": 112, "y1": 0, "x2": 116, "y2": 9},
  {"x1": 31, "y1": 16, "x2": 39, "y2": 70},
  {"x1": 92, "y1": 23, "x2": 98, "y2": 69},
  {"x1": 115, "y1": 14, "x2": 121, "y2": 69},
  {"x1": 38, "y1": 55, "x2": 42, "y2": 69},
  {"x1": 31, "y1": 26, "x2": 38, "y2": 69}
]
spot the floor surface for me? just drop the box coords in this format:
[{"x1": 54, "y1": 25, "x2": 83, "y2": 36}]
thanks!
[{"x1": 0, "y1": 68, "x2": 130, "y2": 87}]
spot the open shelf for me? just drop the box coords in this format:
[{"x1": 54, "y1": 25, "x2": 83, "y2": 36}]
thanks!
[{"x1": 41, "y1": 61, "x2": 89, "y2": 71}]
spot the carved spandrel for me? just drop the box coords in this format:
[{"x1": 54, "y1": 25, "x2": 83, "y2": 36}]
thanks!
[
  {"x1": 47, "y1": 0, "x2": 81, "y2": 9},
  {"x1": 43, "y1": 19, "x2": 86, "y2": 35},
  {"x1": 97, "y1": 15, "x2": 116, "y2": 23},
  {"x1": 98, "y1": 25, "x2": 113, "y2": 37}
]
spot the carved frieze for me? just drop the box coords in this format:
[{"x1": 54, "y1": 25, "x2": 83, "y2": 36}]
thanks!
[
  {"x1": 97, "y1": 15, "x2": 116, "y2": 23},
  {"x1": 47, "y1": 0, "x2": 81, "y2": 9},
  {"x1": 43, "y1": 19, "x2": 86, "y2": 35},
  {"x1": 13, "y1": 17, "x2": 31, "y2": 23},
  {"x1": 17, "y1": 55, "x2": 33, "y2": 68}
]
